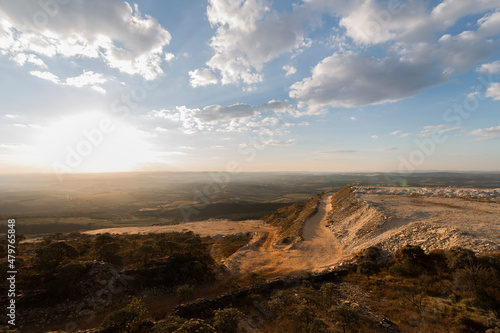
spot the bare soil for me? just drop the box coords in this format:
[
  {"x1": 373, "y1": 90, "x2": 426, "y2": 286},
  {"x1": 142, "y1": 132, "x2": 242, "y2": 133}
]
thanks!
[
  {"x1": 226, "y1": 194, "x2": 343, "y2": 278},
  {"x1": 83, "y1": 219, "x2": 275, "y2": 237}
]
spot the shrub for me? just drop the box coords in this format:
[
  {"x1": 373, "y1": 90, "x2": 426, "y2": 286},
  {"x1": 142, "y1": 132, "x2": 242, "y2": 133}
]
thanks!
[
  {"x1": 319, "y1": 283, "x2": 339, "y2": 306},
  {"x1": 455, "y1": 314, "x2": 488, "y2": 333},
  {"x1": 427, "y1": 248, "x2": 449, "y2": 274},
  {"x1": 267, "y1": 290, "x2": 291, "y2": 314},
  {"x1": 247, "y1": 272, "x2": 266, "y2": 285},
  {"x1": 294, "y1": 304, "x2": 316, "y2": 326},
  {"x1": 362, "y1": 246, "x2": 382, "y2": 262},
  {"x1": 331, "y1": 305, "x2": 359, "y2": 333},
  {"x1": 96, "y1": 242, "x2": 123, "y2": 265},
  {"x1": 357, "y1": 260, "x2": 380, "y2": 277},
  {"x1": 34, "y1": 241, "x2": 79, "y2": 272},
  {"x1": 152, "y1": 316, "x2": 186, "y2": 332},
  {"x1": 51, "y1": 261, "x2": 87, "y2": 296},
  {"x1": 454, "y1": 264, "x2": 500, "y2": 312},
  {"x1": 478, "y1": 254, "x2": 500, "y2": 272},
  {"x1": 100, "y1": 298, "x2": 148, "y2": 332},
  {"x1": 176, "y1": 284, "x2": 195, "y2": 304},
  {"x1": 176, "y1": 318, "x2": 215, "y2": 333},
  {"x1": 390, "y1": 245, "x2": 428, "y2": 277},
  {"x1": 213, "y1": 308, "x2": 242, "y2": 333},
  {"x1": 447, "y1": 247, "x2": 477, "y2": 271}
]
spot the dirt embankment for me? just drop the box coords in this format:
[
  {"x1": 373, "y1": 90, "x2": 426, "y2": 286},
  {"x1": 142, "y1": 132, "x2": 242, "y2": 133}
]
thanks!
[
  {"x1": 226, "y1": 194, "x2": 342, "y2": 278},
  {"x1": 327, "y1": 185, "x2": 500, "y2": 257}
]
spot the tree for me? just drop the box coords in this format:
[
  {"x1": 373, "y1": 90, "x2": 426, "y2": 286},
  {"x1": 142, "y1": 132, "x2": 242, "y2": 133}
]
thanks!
[
  {"x1": 34, "y1": 241, "x2": 79, "y2": 272},
  {"x1": 97, "y1": 242, "x2": 123, "y2": 265}
]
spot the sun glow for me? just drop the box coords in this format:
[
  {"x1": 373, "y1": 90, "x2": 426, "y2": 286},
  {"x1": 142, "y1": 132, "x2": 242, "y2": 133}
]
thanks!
[{"x1": 37, "y1": 112, "x2": 152, "y2": 173}]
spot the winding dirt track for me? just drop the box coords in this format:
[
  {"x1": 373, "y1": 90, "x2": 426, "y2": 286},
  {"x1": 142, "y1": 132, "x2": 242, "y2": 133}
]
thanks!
[{"x1": 226, "y1": 194, "x2": 342, "y2": 278}]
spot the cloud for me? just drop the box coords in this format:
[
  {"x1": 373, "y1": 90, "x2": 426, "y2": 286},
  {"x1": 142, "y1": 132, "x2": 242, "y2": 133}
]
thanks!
[
  {"x1": 30, "y1": 70, "x2": 60, "y2": 84},
  {"x1": 371, "y1": 135, "x2": 379, "y2": 139},
  {"x1": 289, "y1": 2, "x2": 500, "y2": 111},
  {"x1": 5, "y1": 114, "x2": 21, "y2": 119},
  {"x1": 338, "y1": 0, "x2": 499, "y2": 45},
  {"x1": 29, "y1": 69, "x2": 107, "y2": 92},
  {"x1": 258, "y1": 100, "x2": 295, "y2": 113},
  {"x1": 0, "y1": 1, "x2": 171, "y2": 80},
  {"x1": 202, "y1": 0, "x2": 305, "y2": 85},
  {"x1": 148, "y1": 100, "x2": 297, "y2": 136},
  {"x1": 316, "y1": 149, "x2": 357, "y2": 154},
  {"x1": 197, "y1": 104, "x2": 256, "y2": 122},
  {"x1": 283, "y1": 65, "x2": 297, "y2": 76},
  {"x1": 289, "y1": 51, "x2": 450, "y2": 110},
  {"x1": 65, "y1": 71, "x2": 106, "y2": 88},
  {"x1": 12, "y1": 123, "x2": 43, "y2": 130},
  {"x1": 188, "y1": 68, "x2": 219, "y2": 87},
  {"x1": 265, "y1": 139, "x2": 296, "y2": 146},
  {"x1": 378, "y1": 147, "x2": 398, "y2": 151},
  {"x1": 149, "y1": 103, "x2": 257, "y2": 133},
  {"x1": 11, "y1": 53, "x2": 47, "y2": 68},
  {"x1": 485, "y1": 82, "x2": 500, "y2": 100},
  {"x1": 477, "y1": 60, "x2": 500, "y2": 74},
  {"x1": 418, "y1": 124, "x2": 462, "y2": 137},
  {"x1": 390, "y1": 130, "x2": 410, "y2": 138},
  {"x1": 469, "y1": 125, "x2": 500, "y2": 140},
  {"x1": 164, "y1": 53, "x2": 175, "y2": 62},
  {"x1": 239, "y1": 138, "x2": 296, "y2": 150},
  {"x1": 0, "y1": 143, "x2": 31, "y2": 151}
]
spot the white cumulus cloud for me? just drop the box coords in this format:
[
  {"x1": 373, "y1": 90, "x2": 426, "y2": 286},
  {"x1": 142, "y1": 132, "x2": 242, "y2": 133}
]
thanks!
[
  {"x1": 188, "y1": 68, "x2": 219, "y2": 87},
  {"x1": 0, "y1": 0, "x2": 171, "y2": 80},
  {"x1": 201, "y1": 0, "x2": 305, "y2": 85}
]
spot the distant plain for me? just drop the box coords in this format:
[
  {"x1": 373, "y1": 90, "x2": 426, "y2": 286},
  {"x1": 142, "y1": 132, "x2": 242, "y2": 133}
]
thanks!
[{"x1": 1, "y1": 171, "x2": 499, "y2": 235}]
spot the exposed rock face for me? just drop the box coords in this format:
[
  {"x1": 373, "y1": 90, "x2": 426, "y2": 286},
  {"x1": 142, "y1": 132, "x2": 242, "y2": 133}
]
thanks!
[
  {"x1": 354, "y1": 186, "x2": 500, "y2": 202},
  {"x1": 327, "y1": 185, "x2": 500, "y2": 258}
]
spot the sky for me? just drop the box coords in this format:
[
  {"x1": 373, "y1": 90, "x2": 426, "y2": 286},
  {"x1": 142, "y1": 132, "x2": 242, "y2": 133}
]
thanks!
[{"x1": 0, "y1": 0, "x2": 499, "y2": 175}]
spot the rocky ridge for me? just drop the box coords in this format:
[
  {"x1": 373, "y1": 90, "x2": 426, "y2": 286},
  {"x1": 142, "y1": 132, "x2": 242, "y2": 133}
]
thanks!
[{"x1": 327, "y1": 185, "x2": 500, "y2": 259}]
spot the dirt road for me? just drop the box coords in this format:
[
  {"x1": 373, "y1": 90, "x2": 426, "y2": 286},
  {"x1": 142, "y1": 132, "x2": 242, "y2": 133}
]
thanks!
[
  {"x1": 83, "y1": 196, "x2": 342, "y2": 278},
  {"x1": 227, "y1": 194, "x2": 342, "y2": 278}
]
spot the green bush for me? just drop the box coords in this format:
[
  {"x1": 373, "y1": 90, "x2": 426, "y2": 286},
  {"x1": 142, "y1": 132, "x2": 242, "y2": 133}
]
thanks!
[
  {"x1": 51, "y1": 261, "x2": 87, "y2": 296},
  {"x1": 176, "y1": 318, "x2": 215, "y2": 333},
  {"x1": 454, "y1": 264, "x2": 500, "y2": 312},
  {"x1": 34, "y1": 241, "x2": 79, "y2": 272},
  {"x1": 267, "y1": 290, "x2": 291, "y2": 314},
  {"x1": 294, "y1": 304, "x2": 316, "y2": 327},
  {"x1": 152, "y1": 316, "x2": 186, "y2": 332},
  {"x1": 447, "y1": 247, "x2": 477, "y2": 271},
  {"x1": 176, "y1": 284, "x2": 195, "y2": 304},
  {"x1": 213, "y1": 308, "x2": 242, "y2": 333},
  {"x1": 96, "y1": 242, "x2": 123, "y2": 265},
  {"x1": 357, "y1": 260, "x2": 380, "y2": 277},
  {"x1": 319, "y1": 283, "x2": 339, "y2": 306},
  {"x1": 390, "y1": 245, "x2": 428, "y2": 277},
  {"x1": 331, "y1": 305, "x2": 359, "y2": 333},
  {"x1": 100, "y1": 298, "x2": 148, "y2": 332}
]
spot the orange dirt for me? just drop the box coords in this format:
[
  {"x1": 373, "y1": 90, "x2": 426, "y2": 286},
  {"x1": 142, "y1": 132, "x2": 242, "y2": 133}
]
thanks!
[{"x1": 226, "y1": 194, "x2": 343, "y2": 278}]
